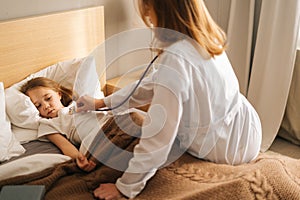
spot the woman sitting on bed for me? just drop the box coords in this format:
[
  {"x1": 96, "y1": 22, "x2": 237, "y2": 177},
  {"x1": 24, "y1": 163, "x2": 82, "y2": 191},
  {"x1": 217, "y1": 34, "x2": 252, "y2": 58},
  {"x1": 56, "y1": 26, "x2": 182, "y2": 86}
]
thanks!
[
  {"x1": 20, "y1": 77, "x2": 97, "y2": 171},
  {"x1": 75, "y1": 0, "x2": 262, "y2": 199}
]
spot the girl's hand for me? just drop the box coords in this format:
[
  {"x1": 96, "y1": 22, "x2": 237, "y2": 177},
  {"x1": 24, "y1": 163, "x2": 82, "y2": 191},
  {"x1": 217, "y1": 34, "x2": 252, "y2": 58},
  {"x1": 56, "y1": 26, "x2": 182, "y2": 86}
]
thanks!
[
  {"x1": 76, "y1": 152, "x2": 96, "y2": 172},
  {"x1": 76, "y1": 95, "x2": 104, "y2": 112},
  {"x1": 94, "y1": 183, "x2": 123, "y2": 200}
]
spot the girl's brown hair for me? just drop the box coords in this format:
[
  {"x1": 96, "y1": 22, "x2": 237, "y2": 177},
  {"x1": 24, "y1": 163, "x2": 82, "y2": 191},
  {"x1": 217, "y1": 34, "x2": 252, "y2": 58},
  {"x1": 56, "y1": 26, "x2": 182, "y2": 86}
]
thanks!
[
  {"x1": 20, "y1": 77, "x2": 73, "y2": 106},
  {"x1": 137, "y1": 0, "x2": 227, "y2": 57}
]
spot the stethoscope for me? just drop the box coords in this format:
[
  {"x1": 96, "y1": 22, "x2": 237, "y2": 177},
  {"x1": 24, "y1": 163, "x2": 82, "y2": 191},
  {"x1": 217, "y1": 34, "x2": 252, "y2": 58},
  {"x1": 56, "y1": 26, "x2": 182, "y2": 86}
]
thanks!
[
  {"x1": 70, "y1": 54, "x2": 159, "y2": 114},
  {"x1": 98, "y1": 54, "x2": 159, "y2": 111}
]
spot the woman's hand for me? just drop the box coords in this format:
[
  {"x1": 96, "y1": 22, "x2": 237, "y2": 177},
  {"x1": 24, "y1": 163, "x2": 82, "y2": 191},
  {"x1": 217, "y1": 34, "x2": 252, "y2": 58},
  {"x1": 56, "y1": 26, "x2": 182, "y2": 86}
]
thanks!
[
  {"x1": 75, "y1": 95, "x2": 105, "y2": 112},
  {"x1": 94, "y1": 183, "x2": 123, "y2": 200},
  {"x1": 76, "y1": 152, "x2": 96, "y2": 172}
]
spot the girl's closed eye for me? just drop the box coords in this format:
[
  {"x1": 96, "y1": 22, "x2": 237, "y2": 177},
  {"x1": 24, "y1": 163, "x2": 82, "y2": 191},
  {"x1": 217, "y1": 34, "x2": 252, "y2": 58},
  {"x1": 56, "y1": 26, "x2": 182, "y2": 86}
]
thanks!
[{"x1": 45, "y1": 95, "x2": 52, "y2": 101}]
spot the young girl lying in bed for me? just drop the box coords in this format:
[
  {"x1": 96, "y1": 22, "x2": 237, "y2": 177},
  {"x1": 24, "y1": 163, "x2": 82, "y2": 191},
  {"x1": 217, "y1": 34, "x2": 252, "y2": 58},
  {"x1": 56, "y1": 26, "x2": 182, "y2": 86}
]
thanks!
[{"x1": 20, "y1": 77, "x2": 100, "y2": 171}]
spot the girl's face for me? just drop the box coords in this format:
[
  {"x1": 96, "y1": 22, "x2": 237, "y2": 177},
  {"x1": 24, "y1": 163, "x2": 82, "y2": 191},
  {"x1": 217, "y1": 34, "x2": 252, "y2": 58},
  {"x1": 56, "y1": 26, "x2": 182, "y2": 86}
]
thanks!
[{"x1": 27, "y1": 86, "x2": 64, "y2": 118}]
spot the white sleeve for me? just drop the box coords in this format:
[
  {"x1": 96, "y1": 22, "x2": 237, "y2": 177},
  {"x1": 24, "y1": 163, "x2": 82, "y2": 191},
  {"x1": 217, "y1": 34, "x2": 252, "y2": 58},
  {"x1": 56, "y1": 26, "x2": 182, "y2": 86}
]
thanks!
[
  {"x1": 103, "y1": 72, "x2": 155, "y2": 113},
  {"x1": 38, "y1": 119, "x2": 58, "y2": 138},
  {"x1": 115, "y1": 83, "x2": 183, "y2": 198}
]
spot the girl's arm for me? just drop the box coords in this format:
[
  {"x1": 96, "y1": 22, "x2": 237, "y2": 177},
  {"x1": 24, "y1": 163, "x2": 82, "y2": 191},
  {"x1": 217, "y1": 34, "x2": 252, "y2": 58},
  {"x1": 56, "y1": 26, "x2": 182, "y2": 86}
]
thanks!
[{"x1": 46, "y1": 133, "x2": 79, "y2": 159}]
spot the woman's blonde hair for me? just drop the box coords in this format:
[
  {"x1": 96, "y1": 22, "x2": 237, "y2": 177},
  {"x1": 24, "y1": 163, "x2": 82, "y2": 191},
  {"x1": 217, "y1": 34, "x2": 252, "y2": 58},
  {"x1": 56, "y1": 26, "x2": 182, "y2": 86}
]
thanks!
[
  {"x1": 137, "y1": 0, "x2": 227, "y2": 57},
  {"x1": 20, "y1": 77, "x2": 73, "y2": 107}
]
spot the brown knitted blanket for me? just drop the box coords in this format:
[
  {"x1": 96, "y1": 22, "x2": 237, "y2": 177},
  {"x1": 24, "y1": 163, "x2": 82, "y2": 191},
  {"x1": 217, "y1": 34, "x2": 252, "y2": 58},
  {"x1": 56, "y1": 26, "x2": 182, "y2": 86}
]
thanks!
[{"x1": 1, "y1": 112, "x2": 300, "y2": 199}]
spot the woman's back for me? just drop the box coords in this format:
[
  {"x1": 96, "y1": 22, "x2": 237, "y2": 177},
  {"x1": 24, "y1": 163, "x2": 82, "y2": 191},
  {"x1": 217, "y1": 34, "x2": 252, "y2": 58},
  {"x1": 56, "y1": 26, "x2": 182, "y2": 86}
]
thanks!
[{"x1": 155, "y1": 39, "x2": 261, "y2": 164}]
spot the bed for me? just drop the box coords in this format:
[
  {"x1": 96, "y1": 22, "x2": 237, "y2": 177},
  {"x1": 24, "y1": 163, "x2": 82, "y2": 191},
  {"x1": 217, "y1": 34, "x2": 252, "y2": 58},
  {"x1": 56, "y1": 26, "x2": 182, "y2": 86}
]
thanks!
[{"x1": 1, "y1": 6, "x2": 300, "y2": 200}]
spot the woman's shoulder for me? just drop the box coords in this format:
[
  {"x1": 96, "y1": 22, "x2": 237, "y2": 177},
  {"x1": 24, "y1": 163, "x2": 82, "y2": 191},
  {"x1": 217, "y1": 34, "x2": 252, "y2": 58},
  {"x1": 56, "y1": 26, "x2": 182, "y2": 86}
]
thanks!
[
  {"x1": 163, "y1": 39, "x2": 211, "y2": 62},
  {"x1": 164, "y1": 39, "x2": 191, "y2": 53}
]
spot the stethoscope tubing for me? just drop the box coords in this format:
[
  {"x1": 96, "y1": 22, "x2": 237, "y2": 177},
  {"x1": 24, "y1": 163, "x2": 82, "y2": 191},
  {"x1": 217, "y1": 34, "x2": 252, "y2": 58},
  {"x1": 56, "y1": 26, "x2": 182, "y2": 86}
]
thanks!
[{"x1": 96, "y1": 54, "x2": 159, "y2": 111}]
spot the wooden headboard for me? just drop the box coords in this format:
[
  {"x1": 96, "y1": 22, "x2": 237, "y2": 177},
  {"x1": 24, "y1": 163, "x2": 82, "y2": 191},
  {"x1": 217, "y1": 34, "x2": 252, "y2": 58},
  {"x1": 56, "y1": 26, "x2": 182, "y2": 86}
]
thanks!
[{"x1": 0, "y1": 6, "x2": 105, "y2": 90}]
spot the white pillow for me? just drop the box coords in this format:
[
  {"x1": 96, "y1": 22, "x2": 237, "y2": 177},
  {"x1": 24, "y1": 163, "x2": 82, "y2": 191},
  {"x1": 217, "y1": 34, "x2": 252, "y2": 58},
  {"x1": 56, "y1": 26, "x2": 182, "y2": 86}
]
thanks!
[
  {"x1": 0, "y1": 82, "x2": 25, "y2": 162},
  {"x1": 5, "y1": 56, "x2": 104, "y2": 143}
]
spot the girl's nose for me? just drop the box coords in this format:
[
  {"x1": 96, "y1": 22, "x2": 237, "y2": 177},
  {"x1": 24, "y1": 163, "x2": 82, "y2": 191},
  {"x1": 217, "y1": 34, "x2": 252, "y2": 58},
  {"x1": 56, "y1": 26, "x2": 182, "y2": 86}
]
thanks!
[{"x1": 43, "y1": 103, "x2": 50, "y2": 110}]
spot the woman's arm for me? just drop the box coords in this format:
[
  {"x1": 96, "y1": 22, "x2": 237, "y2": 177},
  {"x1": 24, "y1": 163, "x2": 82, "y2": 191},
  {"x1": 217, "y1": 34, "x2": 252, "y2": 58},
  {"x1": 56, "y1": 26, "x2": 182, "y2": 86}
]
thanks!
[
  {"x1": 115, "y1": 84, "x2": 182, "y2": 198},
  {"x1": 75, "y1": 95, "x2": 106, "y2": 112},
  {"x1": 47, "y1": 133, "x2": 79, "y2": 159},
  {"x1": 76, "y1": 74, "x2": 155, "y2": 113}
]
